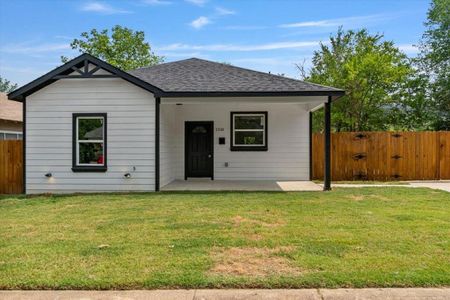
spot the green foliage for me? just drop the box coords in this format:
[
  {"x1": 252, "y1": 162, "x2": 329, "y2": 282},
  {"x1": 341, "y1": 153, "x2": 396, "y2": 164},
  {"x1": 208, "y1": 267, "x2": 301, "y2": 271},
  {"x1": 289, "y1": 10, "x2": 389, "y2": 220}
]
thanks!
[
  {"x1": 387, "y1": 72, "x2": 435, "y2": 130},
  {"x1": 0, "y1": 76, "x2": 18, "y2": 93},
  {"x1": 61, "y1": 25, "x2": 163, "y2": 70},
  {"x1": 417, "y1": 0, "x2": 450, "y2": 129},
  {"x1": 306, "y1": 28, "x2": 414, "y2": 132}
]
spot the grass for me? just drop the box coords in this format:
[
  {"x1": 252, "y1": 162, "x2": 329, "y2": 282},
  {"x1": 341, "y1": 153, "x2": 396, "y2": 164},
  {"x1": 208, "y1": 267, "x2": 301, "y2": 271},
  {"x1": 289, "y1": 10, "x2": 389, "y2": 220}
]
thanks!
[{"x1": 0, "y1": 188, "x2": 449, "y2": 289}]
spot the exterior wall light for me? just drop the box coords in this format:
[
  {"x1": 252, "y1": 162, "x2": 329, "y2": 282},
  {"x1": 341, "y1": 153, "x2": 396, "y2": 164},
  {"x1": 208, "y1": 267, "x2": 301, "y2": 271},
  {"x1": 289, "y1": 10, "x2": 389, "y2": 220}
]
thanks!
[
  {"x1": 124, "y1": 173, "x2": 131, "y2": 178},
  {"x1": 45, "y1": 172, "x2": 52, "y2": 178}
]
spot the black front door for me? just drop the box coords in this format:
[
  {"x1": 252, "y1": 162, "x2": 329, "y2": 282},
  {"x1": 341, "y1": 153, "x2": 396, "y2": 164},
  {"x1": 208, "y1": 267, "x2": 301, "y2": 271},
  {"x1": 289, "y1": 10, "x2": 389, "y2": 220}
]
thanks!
[{"x1": 185, "y1": 121, "x2": 214, "y2": 179}]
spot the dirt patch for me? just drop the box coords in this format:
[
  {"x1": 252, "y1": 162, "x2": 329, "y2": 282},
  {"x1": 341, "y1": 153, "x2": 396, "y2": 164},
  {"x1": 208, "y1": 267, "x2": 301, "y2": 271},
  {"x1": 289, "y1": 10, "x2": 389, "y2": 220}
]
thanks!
[
  {"x1": 232, "y1": 215, "x2": 285, "y2": 228},
  {"x1": 246, "y1": 233, "x2": 263, "y2": 241},
  {"x1": 369, "y1": 194, "x2": 389, "y2": 201},
  {"x1": 209, "y1": 246, "x2": 301, "y2": 277},
  {"x1": 347, "y1": 195, "x2": 365, "y2": 201}
]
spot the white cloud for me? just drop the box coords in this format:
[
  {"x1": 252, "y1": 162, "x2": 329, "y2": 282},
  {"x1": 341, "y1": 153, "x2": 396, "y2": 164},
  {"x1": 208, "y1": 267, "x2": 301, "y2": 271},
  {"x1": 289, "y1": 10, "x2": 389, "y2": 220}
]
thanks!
[
  {"x1": 0, "y1": 43, "x2": 70, "y2": 54},
  {"x1": 54, "y1": 35, "x2": 73, "y2": 40},
  {"x1": 81, "y1": 2, "x2": 131, "y2": 14},
  {"x1": 157, "y1": 41, "x2": 321, "y2": 52},
  {"x1": 190, "y1": 16, "x2": 211, "y2": 29},
  {"x1": 215, "y1": 7, "x2": 235, "y2": 16},
  {"x1": 398, "y1": 44, "x2": 419, "y2": 55},
  {"x1": 280, "y1": 13, "x2": 396, "y2": 28},
  {"x1": 222, "y1": 25, "x2": 267, "y2": 30},
  {"x1": 185, "y1": 0, "x2": 207, "y2": 6},
  {"x1": 161, "y1": 51, "x2": 208, "y2": 58},
  {"x1": 142, "y1": 0, "x2": 172, "y2": 5}
]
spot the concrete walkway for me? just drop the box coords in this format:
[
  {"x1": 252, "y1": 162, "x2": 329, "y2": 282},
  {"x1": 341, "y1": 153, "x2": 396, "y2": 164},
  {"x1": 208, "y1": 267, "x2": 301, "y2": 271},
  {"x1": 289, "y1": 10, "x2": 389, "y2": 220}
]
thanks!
[
  {"x1": 162, "y1": 179, "x2": 323, "y2": 191},
  {"x1": 329, "y1": 180, "x2": 450, "y2": 193},
  {"x1": 1, "y1": 288, "x2": 449, "y2": 299},
  {"x1": 408, "y1": 181, "x2": 450, "y2": 192}
]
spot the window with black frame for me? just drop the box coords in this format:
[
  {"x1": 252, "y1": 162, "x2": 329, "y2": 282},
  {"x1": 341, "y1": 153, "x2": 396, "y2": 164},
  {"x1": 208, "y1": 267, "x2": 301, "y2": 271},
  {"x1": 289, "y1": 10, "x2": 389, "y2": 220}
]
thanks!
[
  {"x1": 72, "y1": 113, "x2": 107, "y2": 172},
  {"x1": 230, "y1": 112, "x2": 267, "y2": 151}
]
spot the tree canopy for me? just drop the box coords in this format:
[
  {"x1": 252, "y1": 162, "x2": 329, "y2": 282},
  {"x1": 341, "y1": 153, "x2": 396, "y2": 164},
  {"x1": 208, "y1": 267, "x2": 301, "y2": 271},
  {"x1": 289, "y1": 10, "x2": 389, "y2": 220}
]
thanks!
[
  {"x1": 303, "y1": 28, "x2": 414, "y2": 132},
  {"x1": 302, "y1": 0, "x2": 449, "y2": 132},
  {"x1": 417, "y1": 0, "x2": 450, "y2": 129},
  {"x1": 0, "y1": 76, "x2": 18, "y2": 93},
  {"x1": 62, "y1": 25, "x2": 163, "y2": 71}
]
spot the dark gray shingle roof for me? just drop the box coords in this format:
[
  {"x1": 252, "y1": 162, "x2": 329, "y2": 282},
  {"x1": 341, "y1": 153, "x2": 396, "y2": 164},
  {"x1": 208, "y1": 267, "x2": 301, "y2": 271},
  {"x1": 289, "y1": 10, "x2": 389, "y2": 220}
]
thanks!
[{"x1": 129, "y1": 58, "x2": 343, "y2": 94}]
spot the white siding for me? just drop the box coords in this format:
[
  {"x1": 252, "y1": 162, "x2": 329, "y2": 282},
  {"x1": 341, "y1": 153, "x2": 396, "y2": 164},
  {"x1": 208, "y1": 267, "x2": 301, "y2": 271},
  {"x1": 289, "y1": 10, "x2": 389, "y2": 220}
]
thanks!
[
  {"x1": 26, "y1": 78, "x2": 155, "y2": 194},
  {"x1": 159, "y1": 104, "x2": 178, "y2": 187},
  {"x1": 159, "y1": 102, "x2": 311, "y2": 186}
]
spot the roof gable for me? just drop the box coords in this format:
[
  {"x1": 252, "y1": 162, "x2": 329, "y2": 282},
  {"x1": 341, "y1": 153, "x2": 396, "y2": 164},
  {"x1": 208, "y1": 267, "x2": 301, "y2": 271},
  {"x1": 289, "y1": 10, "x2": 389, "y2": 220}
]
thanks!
[{"x1": 8, "y1": 53, "x2": 164, "y2": 101}]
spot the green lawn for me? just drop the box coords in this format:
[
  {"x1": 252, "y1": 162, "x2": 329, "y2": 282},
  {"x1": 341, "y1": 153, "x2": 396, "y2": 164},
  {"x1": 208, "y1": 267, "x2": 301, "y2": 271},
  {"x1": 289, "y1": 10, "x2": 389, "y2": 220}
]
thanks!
[{"x1": 0, "y1": 188, "x2": 449, "y2": 289}]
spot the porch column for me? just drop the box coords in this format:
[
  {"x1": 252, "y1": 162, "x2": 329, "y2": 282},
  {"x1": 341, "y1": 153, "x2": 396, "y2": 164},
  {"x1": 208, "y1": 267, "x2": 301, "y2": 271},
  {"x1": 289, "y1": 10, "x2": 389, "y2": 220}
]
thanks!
[
  {"x1": 155, "y1": 97, "x2": 160, "y2": 191},
  {"x1": 323, "y1": 96, "x2": 332, "y2": 191},
  {"x1": 309, "y1": 111, "x2": 313, "y2": 181}
]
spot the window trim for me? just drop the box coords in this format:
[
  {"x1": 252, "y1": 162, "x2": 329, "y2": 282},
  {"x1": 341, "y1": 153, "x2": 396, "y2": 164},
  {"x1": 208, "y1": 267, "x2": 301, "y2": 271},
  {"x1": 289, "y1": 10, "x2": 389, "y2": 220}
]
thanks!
[
  {"x1": 230, "y1": 111, "x2": 268, "y2": 151},
  {"x1": 72, "y1": 113, "x2": 107, "y2": 172}
]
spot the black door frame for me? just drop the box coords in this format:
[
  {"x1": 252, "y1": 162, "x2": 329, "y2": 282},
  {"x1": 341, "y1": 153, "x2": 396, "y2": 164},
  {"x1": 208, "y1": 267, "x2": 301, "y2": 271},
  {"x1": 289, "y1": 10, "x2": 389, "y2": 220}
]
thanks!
[{"x1": 184, "y1": 121, "x2": 214, "y2": 180}]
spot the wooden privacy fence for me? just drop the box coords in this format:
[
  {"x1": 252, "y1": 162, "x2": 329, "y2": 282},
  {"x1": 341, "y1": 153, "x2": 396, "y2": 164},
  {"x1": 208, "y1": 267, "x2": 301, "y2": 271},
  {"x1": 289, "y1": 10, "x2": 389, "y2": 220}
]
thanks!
[
  {"x1": 313, "y1": 131, "x2": 450, "y2": 181},
  {"x1": 0, "y1": 141, "x2": 23, "y2": 194}
]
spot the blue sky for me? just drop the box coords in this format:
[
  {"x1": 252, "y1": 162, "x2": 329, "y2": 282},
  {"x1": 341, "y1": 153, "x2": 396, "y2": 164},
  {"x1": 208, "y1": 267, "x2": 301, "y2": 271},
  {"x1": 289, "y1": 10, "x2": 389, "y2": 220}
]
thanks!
[{"x1": 0, "y1": 0, "x2": 429, "y2": 86}]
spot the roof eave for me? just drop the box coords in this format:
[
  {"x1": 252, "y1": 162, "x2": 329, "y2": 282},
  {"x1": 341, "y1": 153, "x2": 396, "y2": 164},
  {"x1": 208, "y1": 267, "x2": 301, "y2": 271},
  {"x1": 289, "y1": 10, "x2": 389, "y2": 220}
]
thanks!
[{"x1": 159, "y1": 90, "x2": 345, "y2": 98}]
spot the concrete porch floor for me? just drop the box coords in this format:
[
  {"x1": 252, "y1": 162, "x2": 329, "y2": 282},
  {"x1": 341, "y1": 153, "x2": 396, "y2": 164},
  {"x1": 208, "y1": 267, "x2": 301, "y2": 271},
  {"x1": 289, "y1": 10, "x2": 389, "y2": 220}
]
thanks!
[{"x1": 161, "y1": 179, "x2": 323, "y2": 191}]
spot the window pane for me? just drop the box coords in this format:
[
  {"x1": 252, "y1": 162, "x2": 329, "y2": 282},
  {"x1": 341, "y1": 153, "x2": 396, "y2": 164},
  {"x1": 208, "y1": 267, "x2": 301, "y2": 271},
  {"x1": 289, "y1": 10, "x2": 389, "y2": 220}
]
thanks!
[
  {"x1": 79, "y1": 143, "x2": 104, "y2": 165},
  {"x1": 234, "y1": 131, "x2": 264, "y2": 145},
  {"x1": 192, "y1": 126, "x2": 207, "y2": 133},
  {"x1": 78, "y1": 118, "x2": 103, "y2": 140},
  {"x1": 17, "y1": 134, "x2": 23, "y2": 140},
  {"x1": 235, "y1": 115, "x2": 264, "y2": 129}
]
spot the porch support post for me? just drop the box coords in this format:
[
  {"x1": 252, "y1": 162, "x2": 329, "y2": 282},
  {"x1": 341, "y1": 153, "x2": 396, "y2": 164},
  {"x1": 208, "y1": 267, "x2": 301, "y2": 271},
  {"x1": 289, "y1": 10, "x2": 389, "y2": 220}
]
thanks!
[
  {"x1": 22, "y1": 97, "x2": 26, "y2": 194},
  {"x1": 309, "y1": 111, "x2": 313, "y2": 181},
  {"x1": 155, "y1": 97, "x2": 160, "y2": 192},
  {"x1": 323, "y1": 96, "x2": 332, "y2": 191}
]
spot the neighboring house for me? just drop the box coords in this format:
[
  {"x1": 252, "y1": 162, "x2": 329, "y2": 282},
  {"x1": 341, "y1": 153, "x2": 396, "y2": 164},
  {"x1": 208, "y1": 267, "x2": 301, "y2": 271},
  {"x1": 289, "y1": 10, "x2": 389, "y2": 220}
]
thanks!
[
  {"x1": 8, "y1": 53, "x2": 343, "y2": 194},
  {"x1": 0, "y1": 92, "x2": 23, "y2": 140}
]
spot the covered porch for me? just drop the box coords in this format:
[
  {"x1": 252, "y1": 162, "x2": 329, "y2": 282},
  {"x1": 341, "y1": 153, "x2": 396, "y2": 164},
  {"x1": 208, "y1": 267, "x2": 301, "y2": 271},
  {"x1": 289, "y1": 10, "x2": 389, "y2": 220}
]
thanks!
[{"x1": 157, "y1": 95, "x2": 335, "y2": 191}]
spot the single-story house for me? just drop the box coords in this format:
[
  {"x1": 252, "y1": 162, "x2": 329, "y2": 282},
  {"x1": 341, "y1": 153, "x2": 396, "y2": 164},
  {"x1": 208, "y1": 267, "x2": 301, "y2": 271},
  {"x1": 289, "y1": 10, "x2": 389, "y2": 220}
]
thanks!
[
  {"x1": 8, "y1": 53, "x2": 344, "y2": 194},
  {"x1": 0, "y1": 92, "x2": 23, "y2": 140}
]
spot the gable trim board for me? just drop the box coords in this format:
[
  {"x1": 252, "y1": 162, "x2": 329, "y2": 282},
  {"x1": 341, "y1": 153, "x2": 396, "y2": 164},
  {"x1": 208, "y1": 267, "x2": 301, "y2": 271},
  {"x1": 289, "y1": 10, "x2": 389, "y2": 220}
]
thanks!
[
  {"x1": 8, "y1": 54, "x2": 164, "y2": 102},
  {"x1": 8, "y1": 53, "x2": 342, "y2": 193}
]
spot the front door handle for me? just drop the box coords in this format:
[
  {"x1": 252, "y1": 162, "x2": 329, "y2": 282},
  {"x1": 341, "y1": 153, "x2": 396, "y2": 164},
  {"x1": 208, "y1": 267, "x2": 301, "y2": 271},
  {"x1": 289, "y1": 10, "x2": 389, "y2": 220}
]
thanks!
[{"x1": 208, "y1": 154, "x2": 212, "y2": 158}]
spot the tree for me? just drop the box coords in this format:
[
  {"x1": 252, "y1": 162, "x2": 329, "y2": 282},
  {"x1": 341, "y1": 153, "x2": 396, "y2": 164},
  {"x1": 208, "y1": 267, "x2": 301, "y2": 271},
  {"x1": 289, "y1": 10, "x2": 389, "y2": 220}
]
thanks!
[
  {"x1": 387, "y1": 72, "x2": 435, "y2": 130},
  {"x1": 62, "y1": 25, "x2": 163, "y2": 70},
  {"x1": 417, "y1": 0, "x2": 450, "y2": 130},
  {"x1": 301, "y1": 28, "x2": 413, "y2": 132},
  {"x1": 0, "y1": 76, "x2": 18, "y2": 93}
]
